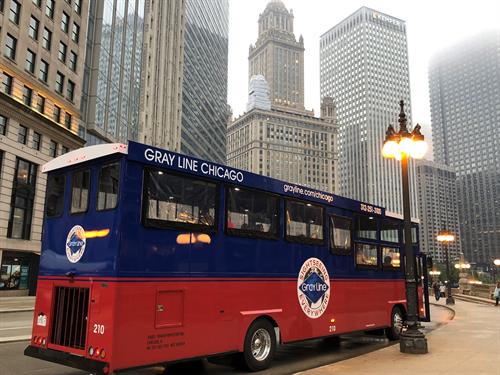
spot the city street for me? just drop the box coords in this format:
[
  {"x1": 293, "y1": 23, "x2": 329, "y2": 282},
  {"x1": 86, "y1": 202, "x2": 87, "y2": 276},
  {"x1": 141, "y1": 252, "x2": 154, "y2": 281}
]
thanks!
[{"x1": 0, "y1": 304, "x2": 451, "y2": 375}]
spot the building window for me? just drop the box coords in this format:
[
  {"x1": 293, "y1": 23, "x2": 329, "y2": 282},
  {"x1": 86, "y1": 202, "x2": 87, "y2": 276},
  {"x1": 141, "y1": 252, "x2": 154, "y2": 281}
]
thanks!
[
  {"x1": 36, "y1": 95, "x2": 45, "y2": 113},
  {"x1": 9, "y1": 0, "x2": 21, "y2": 25},
  {"x1": 42, "y1": 28, "x2": 52, "y2": 50},
  {"x1": 58, "y1": 41, "x2": 67, "y2": 62},
  {"x1": 32, "y1": 0, "x2": 42, "y2": 7},
  {"x1": 67, "y1": 80, "x2": 75, "y2": 101},
  {"x1": 18, "y1": 125, "x2": 28, "y2": 144},
  {"x1": 49, "y1": 140, "x2": 57, "y2": 157},
  {"x1": 8, "y1": 158, "x2": 38, "y2": 240},
  {"x1": 39, "y1": 59, "x2": 49, "y2": 82},
  {"x1": 55, "y1": 71, "x2": 64, "y2": 94},
  {"x1": 29, "y1": 16, "x2": 39, "y2": 40},
  {"x1": 0, "y1": 114, "x2": 8, "y2": 135},
  {"x1": 61, "y1": 11, "x2": 69, "y2": 33},
  {"x1": 22, "y1": 86, "x2": 33, "y2": 106},
  {"x1": 2, "y1": 73, "x2": 13, "y2": 95},
  {"x1": 69, "y1": 51, "x2": 77, "y2": 71},
  {"x1": 64, "y1": 112, "x2": 72, "y2": 129},
  {"x1": 71, "y1": 23, "x2": 80, "y2": 43},
  {"x1": 45, "y1": 0, "x2": 54, "y2": 19},
  {"x1": 5, "y1": 34, "x2": 17, "y2": 60},
  {"x1": 0, "y1": 0, "x2": 4, "y2": 12},
  {"x1": 74, "y1": 0, "x2": 81, "y2": 14},
  {"x1": 32, "y1": 131, "x2": 41, "y2": 150},
  {"x1": 25, "y1": 49, "x2": 36, "y2": 74},
  {"x1": 61, "y1": 145, "x2": 69, "y2": 154},
  {"x1": 53, "y1": 105, "x2": 61, "y2": 123}
]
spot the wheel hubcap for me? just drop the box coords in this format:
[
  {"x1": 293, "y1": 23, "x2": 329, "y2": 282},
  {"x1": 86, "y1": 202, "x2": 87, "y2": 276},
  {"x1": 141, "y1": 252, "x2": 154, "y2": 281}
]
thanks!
[
  {"x1": 393, "y1": 312, "x2": 403, "y2": 332},
  {"x1": 251, "y1": 328, "x2": 271, "y2": 361}
]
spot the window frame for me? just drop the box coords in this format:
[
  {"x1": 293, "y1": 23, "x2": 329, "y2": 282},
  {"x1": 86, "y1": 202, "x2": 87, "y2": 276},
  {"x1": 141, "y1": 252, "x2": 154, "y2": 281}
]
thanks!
[
  {"x1": 18, "y1": 125, "x2": 28, "y2": 144},
  {"x1": 32, "y1": 131, "x2": 41, "y2": 150},
  {"x1": 70, "y1": 168, "x2": 90, "y2": 215},
  {"x1": 284, "y1": 198, "x2": 325, "y2": 246},
  {"x1": 61, "y1": 11, "x2": 69, "y2": 33},
  {"x1": 354, "y1": 214, "x2": 379, "y2": 241},
  {"x1": 141, "y1": 167, "x2": 219, "y2": 233},
  {"x1": 9, "y1": 0, "x2": 21, "y2": 25},
  {"x1": 225, "y1": 185, "x2": 280, "y2": 240},
  {"x1": 45, "y1": 0, "x2": 54, "y2": 19},
  {"x1": 0, "y1": 114, "x2": 8, "y2": 136},
  {"x1": 96, "y1": 161, "x2": 121, "y2": 212},
  {"x1": 42, "y1": 28, "x2": 52, "y2": 51},
  {"x1": 329, "y1": 214, "x2": 352, "y2": 255},
  {"x1": 29, "y1": 16, "x2": 39, "y2": 40},
  {"x1": 25, "y1": 49, "x2": 36, "y2": 73},
  {"x1": 5, "y1": 33, "x2": 17, "y2": 60}
]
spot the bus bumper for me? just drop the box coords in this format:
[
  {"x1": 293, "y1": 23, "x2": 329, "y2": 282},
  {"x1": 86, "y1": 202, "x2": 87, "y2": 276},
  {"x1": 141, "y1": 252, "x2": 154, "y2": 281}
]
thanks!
[{"x1": 24, "y1": 345, "x2": 108, "y2": 373}]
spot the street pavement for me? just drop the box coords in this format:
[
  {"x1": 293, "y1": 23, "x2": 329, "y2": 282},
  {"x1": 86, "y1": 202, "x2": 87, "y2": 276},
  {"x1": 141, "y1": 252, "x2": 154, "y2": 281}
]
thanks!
[{"x1": 298, "y1": 298, "x2": 500, "y2": 375}]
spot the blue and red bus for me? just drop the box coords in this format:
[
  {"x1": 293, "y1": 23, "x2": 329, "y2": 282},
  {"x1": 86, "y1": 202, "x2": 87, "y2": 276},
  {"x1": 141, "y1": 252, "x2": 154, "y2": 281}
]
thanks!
[{"x1": 25, "y1": 141, "x2": 429, "y2": 374}]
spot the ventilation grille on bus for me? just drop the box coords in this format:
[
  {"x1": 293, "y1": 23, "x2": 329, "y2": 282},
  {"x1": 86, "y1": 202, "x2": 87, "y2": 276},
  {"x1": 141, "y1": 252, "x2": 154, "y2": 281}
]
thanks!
[{"x1": 50, "y1": 286, "x2": 90, "y2": 350}]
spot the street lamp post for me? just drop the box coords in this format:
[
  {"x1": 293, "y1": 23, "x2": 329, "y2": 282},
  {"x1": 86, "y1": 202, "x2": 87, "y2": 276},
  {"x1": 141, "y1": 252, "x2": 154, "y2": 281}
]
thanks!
[
  {"x1": 455, "y1": 253, "x2": 471, "y2": 292},
  {"x1": 492, "y1": 258, "x2": 500, "y2": 283},
  {"x1": 382, "y1": 100, "x2": 428, "y2": 354},
  {"x1": 437, "y1": 230, "x2": 455, "y2": 305}
]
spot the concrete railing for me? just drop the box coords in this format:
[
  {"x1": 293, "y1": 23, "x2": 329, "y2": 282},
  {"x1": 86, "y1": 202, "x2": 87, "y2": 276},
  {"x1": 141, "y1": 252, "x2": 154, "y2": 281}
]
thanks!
[{"x1": 459, "y1": 284, "x2": 496, "y2": 299}]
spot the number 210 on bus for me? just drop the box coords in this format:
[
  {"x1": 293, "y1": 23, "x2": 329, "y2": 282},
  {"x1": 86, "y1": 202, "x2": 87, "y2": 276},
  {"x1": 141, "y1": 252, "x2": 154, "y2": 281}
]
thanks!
[{"x1": 25, "y1": 141, "x2": 429, "y2": 374}]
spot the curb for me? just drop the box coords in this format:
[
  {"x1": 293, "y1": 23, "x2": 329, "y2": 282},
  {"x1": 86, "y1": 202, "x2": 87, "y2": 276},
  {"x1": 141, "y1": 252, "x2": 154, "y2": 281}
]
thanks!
[
  {"x1": 0, "y1": 335, "x2": 31, "y2": 344},
  {"x1": 0, "y1": 308, "x2": 35, "y2": 313},
  {"x1": 452, "y1": 295, "x2": 496, "y2": 305},
  {"x1": 429, "y1": 302, "x2": 456, "y2": 320}
]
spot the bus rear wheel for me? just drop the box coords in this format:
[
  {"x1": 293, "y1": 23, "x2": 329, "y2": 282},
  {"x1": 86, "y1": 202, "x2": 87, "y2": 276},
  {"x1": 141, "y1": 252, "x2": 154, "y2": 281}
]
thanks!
[
  {"x1": 240, "y1": 319, "x2": 276, "y2": 371},
  {"x1": 386, "y1": 306, "x2": 404, "y2": 341}
]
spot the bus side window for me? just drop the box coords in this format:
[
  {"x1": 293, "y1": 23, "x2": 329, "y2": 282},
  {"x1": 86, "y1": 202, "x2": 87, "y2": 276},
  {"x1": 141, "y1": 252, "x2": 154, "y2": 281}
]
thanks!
[
  {"x1": 330, "y1": 215, "x2": 351, "y2": 255},
  {"x1": 355, "y1": 243, "x2": 378, "y2": 267},
  {"x1": 355, "y1": 215, "x2": 378, "y2": 240},
  {"x1": 97, "y1": 163, "x2": 120, "y2": 211},
  {"x1": 285, "y1": 200, "x2": 324, "y2": 244},
  {"x1": 71, "y1": 169, "x2": 90, "y2": 214},
  {"x1": 143, "y1": 169, "x2": 217, "y2": 230},
  {"x1": 226, "y1": 186, "x2": 279, "y2": 239},
  {"x1": 45, "y1": 174, "x2": 65, "y2": 218},
  {"x1": 382, "y1": 246, "x2": 401, "y2": 269}
]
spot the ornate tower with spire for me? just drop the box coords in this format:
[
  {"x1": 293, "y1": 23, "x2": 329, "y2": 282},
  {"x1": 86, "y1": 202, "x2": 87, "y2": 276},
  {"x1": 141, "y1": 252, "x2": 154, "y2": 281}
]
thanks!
[{"x1": 248, "y1": 0, "x2": 305, "y2": 111}]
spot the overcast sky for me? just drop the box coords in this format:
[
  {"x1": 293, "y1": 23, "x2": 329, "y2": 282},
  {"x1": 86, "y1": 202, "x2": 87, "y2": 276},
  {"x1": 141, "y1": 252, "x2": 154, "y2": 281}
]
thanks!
[{"x1": 227, "y1": 0, "x2": 500, "y2": 140}]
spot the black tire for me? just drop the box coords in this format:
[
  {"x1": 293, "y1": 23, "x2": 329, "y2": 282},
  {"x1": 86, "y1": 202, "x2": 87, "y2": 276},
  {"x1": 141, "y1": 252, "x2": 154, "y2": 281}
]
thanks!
[
  {"x1": 323, "y1": 335, "x2": 341, "y2": 348},
  {"x1": 240, "y1": 319, "x2": 276, "y2": 372},
  {"x1": 385, "y1": 306, "x2": 404, "y2": 341}
]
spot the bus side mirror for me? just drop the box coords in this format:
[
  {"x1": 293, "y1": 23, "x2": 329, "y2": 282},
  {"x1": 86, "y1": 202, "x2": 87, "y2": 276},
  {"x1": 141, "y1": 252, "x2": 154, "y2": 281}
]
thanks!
[{"x1": 426, "y1": 257, "x2": 433, "y2": 269}]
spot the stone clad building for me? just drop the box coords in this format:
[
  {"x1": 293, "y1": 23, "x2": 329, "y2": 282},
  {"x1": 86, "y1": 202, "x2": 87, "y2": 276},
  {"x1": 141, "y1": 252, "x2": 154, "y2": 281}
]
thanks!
[{"x1": 0, "y1": 0, "x2": 87, "y2": 295}]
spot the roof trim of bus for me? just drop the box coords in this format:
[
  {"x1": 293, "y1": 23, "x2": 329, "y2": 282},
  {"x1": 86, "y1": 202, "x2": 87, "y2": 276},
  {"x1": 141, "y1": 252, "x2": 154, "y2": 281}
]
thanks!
[
  {"x1": 385, "y1": 210, "x2": 420, "y2": 224},
  {"x1": 42, "y1": 143, "x2": 128, "y2": 173}
]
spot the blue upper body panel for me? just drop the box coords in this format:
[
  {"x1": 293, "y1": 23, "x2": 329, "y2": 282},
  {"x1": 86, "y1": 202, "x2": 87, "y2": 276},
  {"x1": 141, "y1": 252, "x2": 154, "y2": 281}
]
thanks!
[{"x1": 39, "y1": 141, "x2": 417, "y2": 280}]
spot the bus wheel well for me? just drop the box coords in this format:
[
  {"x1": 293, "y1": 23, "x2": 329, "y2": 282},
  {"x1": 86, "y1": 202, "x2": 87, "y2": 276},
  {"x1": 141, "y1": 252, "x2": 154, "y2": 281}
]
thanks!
[
  {"x1": 251, "y1": 315, "x2": 281, "y2": 344},
  {"x1": 393, "y1": 304, "x2": 407, "y2": 320}
]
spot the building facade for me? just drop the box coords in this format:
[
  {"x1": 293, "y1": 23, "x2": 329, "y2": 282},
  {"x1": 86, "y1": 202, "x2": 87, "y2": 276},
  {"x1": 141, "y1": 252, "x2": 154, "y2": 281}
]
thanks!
[
  {"x1": 180, "y1": 0, "x2": 229, "y2": 163},
  {"x1": 0, "y1": 0, "x2": 87, "y2": 295},
  {"x1": 227, "y1": 97, "x2": 338, "y2": 193},
  {"x1": 320, "y1": 7, "x2": 418, "y2": 216},
  {"x1": 82, "y1": 0, "x2": 145, "y2": 145},
  {"x1": 429, "y1": 31, "x2": 500, "y2": 265},
  {"x1": 415, "y1": 160, "x2": 461, "y2": 263},
  {"x1": 248, "y1": 0, "x2": 304, "y2": 112},
  {"x1": 138, "y1": 0, "x2": 185, "y2": 151}
]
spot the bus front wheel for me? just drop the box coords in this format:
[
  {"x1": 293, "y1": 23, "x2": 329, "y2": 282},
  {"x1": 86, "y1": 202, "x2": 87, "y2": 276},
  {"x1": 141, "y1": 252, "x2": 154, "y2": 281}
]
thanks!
[
  {"x1": 240, "y1": 319, "x2": 276, "y2": 371},
  {"x1": 386, "y1": 306, "x2": 404, "y2": 341}
]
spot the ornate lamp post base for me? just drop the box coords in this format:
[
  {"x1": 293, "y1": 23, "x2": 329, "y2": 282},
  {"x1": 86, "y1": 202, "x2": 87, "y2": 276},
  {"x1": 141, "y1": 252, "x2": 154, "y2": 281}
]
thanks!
[{"x1": 400, "y1": 327, "x2": 428, "y2": 354}]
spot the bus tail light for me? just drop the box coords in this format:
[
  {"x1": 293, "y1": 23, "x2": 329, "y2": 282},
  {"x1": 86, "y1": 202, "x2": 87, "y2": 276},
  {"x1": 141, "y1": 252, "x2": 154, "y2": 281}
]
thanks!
[
  {"x1": 95, "y1": 348, "x2": 101, "y2": 357},
  {"x1": 37, "y1": 337, "x2": 43, "y2": 345},
  {"x1": 100, "y1": 349, "x2": 106, "y2": 359}
]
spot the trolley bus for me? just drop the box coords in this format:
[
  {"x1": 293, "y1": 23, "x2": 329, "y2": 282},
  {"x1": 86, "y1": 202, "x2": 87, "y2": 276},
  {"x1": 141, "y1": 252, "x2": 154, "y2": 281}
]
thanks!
[{"x1": 25, "y1": 141, "x2": 429, "y2": 374}]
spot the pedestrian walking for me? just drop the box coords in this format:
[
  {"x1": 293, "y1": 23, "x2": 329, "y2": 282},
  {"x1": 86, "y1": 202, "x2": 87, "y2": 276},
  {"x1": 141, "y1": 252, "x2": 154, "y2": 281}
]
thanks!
[
  {"x1": 494, "y1": 282, "x2": 500, "y2": 306},
  {"x1": 432, "y1": 281, "x2": 440, "y2": 301},
  {"x1": 440, "y1": 282, "x2": 446, "y2": 298}
]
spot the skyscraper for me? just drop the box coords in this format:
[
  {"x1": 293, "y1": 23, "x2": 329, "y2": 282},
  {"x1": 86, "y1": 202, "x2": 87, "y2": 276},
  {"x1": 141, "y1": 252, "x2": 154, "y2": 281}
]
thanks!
[
  {"x1": 82, "y1": 0, "x2": 145, "y2": 145},
  {"x1": 228, "y1": 1, "x2": 338, "y2": 193},
  {"x1": 138, "y1": 0, "x2": 185, "y2": 151},
  {"x1": 181, "y1": 0, "x2": 229, "y2": 164},
  {"x1": 320, "y1": 7, "x2": 418, "y2": 216},
  {"x1": 429, "y1": 31, "x2": 500, "y2": 265},
  {"x1": 415, "y1": 160, "x2": 461, "y2": 263},
  {"x1": 248, "y1": 0, "x2": 304, "y2": 112},
  {"x1": 0, "y1": 0, "x2": 87, "y2": 295}
]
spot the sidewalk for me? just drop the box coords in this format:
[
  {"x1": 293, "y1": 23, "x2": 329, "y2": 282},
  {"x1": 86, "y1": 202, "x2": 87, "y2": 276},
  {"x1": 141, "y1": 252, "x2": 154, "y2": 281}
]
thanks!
[
  {"x1": 297, "y1": 299, "x2": 500, "y2": 375},
  {"x1": 0, "y1": 296, "x2": 35, "y2": 313}
]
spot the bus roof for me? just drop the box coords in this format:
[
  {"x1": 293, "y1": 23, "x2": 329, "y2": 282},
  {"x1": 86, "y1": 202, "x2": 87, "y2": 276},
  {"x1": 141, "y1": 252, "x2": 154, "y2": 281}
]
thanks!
[
  {"x1": 42, "y1": 141, "x2": 419, "y2": 221},
  {"x1": 42, "y1": 143, "x2": 128, "y2": 173}
]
